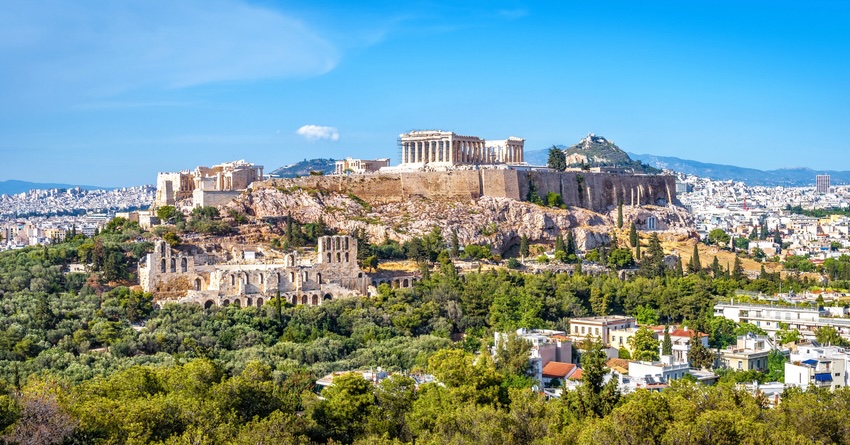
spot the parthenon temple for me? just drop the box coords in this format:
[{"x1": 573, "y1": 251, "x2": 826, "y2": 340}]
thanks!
[{"x1": 399, "y1": 130, "x2": 524, "y2": 166}]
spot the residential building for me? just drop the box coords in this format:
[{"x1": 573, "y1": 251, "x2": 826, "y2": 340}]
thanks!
[
  {"x1": 714, "y1": 302, "x2": 850, "y2": 341},
  {"x1": 628, "y1": 355, "x2": 692, "y2": 383},
  {"x1": 785, "y1": 344, "x2": 850, "y2": 390},
  {"x1": 496, "y1": 328, "x2": 572, "y2": 386},
  {"x1": 719, "y1": 334, "x2": 786, "y2": 371},
  {"x1": 817, "y1": 174, "x2": 831, "y2": 194},
  {"x1": 569, "y1": 316, "x2": 636, "y2": 345}
]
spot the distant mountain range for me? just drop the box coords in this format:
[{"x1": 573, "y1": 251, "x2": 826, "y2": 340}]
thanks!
[
  {"x1": 627, "y1": 153, "x2": 850, "y2": 186},
  {"x1": 524, "y1": 146, "x2": 848, "y2": 187},
  {"x1": 0, "y1": 180, "x2": 108, "y2": 196},
  {"x1": 269, "y1": 158, "x2": 336, "y2": 178}
]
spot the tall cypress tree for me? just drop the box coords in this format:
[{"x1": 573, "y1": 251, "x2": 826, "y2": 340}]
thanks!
[
  {"x1": 617, "y1": 203, "x2": 624, "y2": 229},
  {"x1": 732, "y1": 257, "x2": 745, "y2": 280},
  {"x1": 662, "y1": 326, "x2": 673, "y2": 356},
  {"x1": 629, "y1": 222, "x2": 638, "y2": 248},
  {"x1": 711, "y1": 256, "x2": 722, "y2": 277},
  {"x1": 519, "y1": 234, "x2": 529, "y2": 259},
  {"x1": 688, "y1": 243, "x2": 702, "y2": 273},
  {"x1": 451, "y1": 229, "x2": 460, "y2": 258},
  {"x1": 555, "y1": 235, "x2": 565, "y2": 253},
  {"x1": 566, "y1": 230, "x2": 576, "y2": 256}
]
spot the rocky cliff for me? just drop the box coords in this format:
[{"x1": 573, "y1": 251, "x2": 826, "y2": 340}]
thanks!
[{"x1": 226, "y1": 186, "x2": 691, "y2": 254}]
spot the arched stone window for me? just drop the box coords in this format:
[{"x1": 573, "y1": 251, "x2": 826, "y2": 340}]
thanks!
[
  {"x1": 311, "y1": 295, "x2": 319, "y2": 306},
  {"x1": 316, "y1": 273, "x2": 322, "y2": 284},
  {"x1": 181, "y1": 257, "x2": 187, "y2": 273},
  {"x1": 345, "y1": 252, "x2": 349, "y2": 262},
  {"x1": 290, "y1": 271, "x2": 295, "y2": 282},
  {"x1": 336, "y1": 252, "x2": 341, "y2": 262},
  {"x1": 160, "y1": 259, "x2": 166, "y2": 273},
  {"x1": 231, "y1": 275, "x2": 236, "y2": 286},
  {"x1": 194, "y1": 278, "x2": 201, "y2": 291},
  {"x1": 160, "y1": 243, "x2": 166, "y2": 255},
  {"x1": 204, "y1": 300, "x2": 214, "y2": 309},
  {"x1": 256, "y1": 298, "x2": 263, "y2": 307},
  {"x1": 170, "y1": 258, "x2": 176, "y2": 273},
  {"x1": 301, "y1": 295, "x2": 308, "y2": 305}
]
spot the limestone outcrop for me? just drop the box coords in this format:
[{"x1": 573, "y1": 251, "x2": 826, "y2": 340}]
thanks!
[{"x1": 226, "y1": 187, "x2": 691, "y2": 255}]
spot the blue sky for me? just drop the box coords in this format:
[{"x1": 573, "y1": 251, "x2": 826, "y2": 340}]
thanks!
[{"x1": 2, "y1": 0, "x2": 849, "y2": 186}]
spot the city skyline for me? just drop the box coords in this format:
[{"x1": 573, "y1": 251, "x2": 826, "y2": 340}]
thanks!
[{"x1": 2, "y1": 0, "x2": 850, "y2": 186}]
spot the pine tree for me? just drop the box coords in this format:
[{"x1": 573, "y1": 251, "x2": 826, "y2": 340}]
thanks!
[
  {"x1": 629, "y1": 222, "x2": 638, "y2": 247},
  {"x1": 547, "y1": 146, "x2": 567, "y2": 171},
  {"x1": 519, "y1": 234, "x2": 529, "y2": 259},
  {"x1": 662, "y1": 326, "x2": 673, "y2": 356},
  {"x1": 688, "y1": 243, "x2": 701, "y2": 273},
  {"x1": 617, "y1": 203, "x2": 624, "y2": 229}
]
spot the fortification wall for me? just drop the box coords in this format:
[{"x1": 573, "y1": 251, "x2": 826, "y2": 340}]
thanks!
[{"x1": 268, "y1": 170, "x2": 675, "y2": 212}]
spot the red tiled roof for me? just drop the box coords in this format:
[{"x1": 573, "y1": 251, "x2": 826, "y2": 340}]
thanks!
[
  {"x1": 542, "y1": 361, "x2": 576, "y2": 378},
  {"x1": 569, "y1": 368, "x2": 583, "y2": 380},
  {"x1": 669, "y1": 329, "x2": 707, "y2": 338}
]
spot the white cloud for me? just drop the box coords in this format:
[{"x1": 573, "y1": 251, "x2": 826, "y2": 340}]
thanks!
[
  {"x1": 0, "y1": 0, "x2": 339, "y2": 105},
  {"x1": 296, "y1": 125, "x2": 340, "y2": 142}
]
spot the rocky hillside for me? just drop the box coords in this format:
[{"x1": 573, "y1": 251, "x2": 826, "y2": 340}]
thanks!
[
  {"x1": 225, "y1": 185, "x2": 691, "y2": 254},
  {"x1": 268, "y1": 158, "x2": 336, "y2": 178},
  {"x1": 564, "y1": 134, "x2": 660, "y2": 174}
]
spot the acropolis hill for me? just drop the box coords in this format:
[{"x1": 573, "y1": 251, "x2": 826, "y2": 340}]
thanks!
[{"x1": 153, "y1": 130, "x2": 688, "y2": 255}]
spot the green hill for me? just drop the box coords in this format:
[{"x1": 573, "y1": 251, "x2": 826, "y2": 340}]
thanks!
[
  {"x1": 269, "y1": 158, "x2": 336, "y2": 178},
  {"x1": 564, "y1": 134, "x2": 660, "y2": 173}
]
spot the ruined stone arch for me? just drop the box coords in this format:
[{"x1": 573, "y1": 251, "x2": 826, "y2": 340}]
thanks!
[
  {"x1": 233, "y1": 299, "x2": 241, "y2": 308},
  {"x1": 323, "y1": 294, "x2": 332, "y2": 301},
  {"x1": 290, "y1": 295, "x2": 298, "y2": 305},
  {"x1": 301, "y1": 295, "x2": 308, "y2": 305},
  {"x1": 256, "y1": 298, "x2": 263, "y2": 307},
  {"x1": 403, "y1": 278, "x2": 409, "y2": 288},
  {"x1": 194, "y1": 278, "x2": 202, "y2": 291},
  {"x1": 246, "y1": 298, "x2": 253, "y2": 307},
  {"x1": 311, "y1": 295, "x2": 319, "y2": 306},
  {"x1": 204, "y1": 300, "x2": 214, "y2": 309},
  {"x1": 222, "y1": 299, "x2": 230, "y2": 306}
]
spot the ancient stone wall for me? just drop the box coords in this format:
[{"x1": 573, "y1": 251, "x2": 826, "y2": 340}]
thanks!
[{"x1": 269, "y1": 170, "x2": 675, "y2": 213}]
